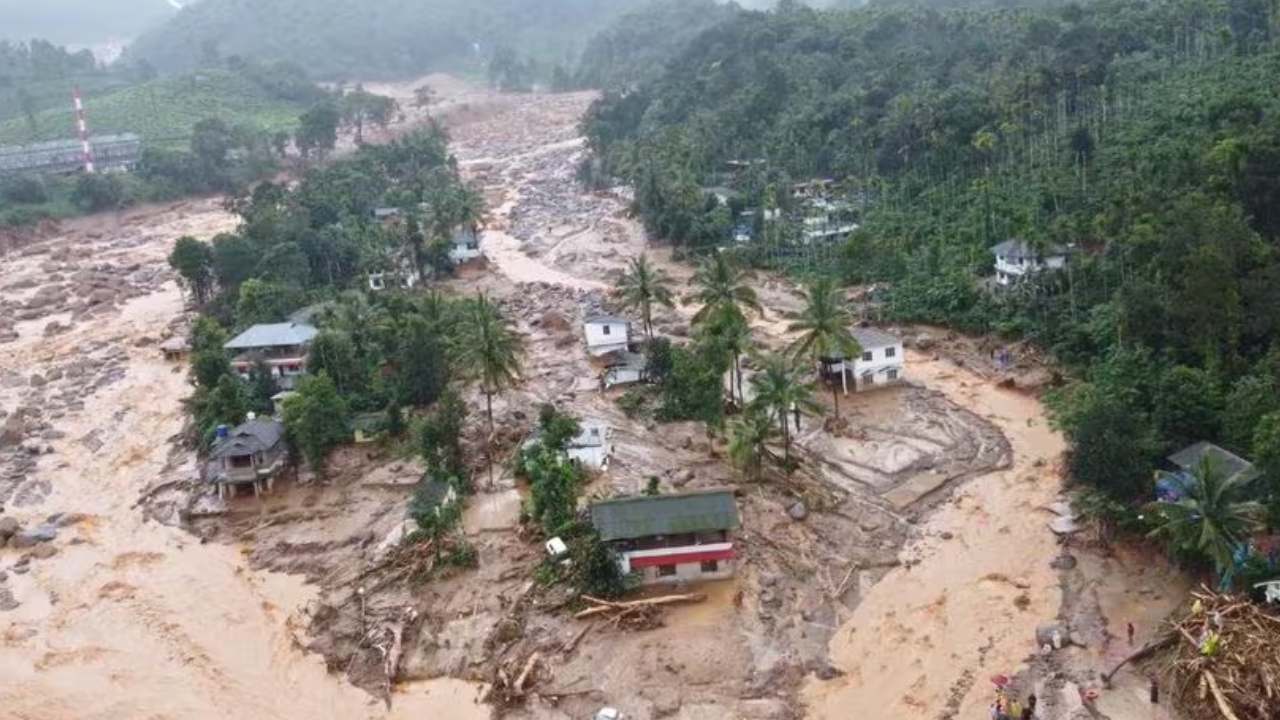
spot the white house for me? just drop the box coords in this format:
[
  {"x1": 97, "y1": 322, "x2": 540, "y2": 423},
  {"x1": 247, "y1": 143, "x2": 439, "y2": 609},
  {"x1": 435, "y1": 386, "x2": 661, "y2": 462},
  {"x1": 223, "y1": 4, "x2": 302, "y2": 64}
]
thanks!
[
  {"x1": 449, "y1": 225, "x2": 483, "y2": 264},
  {"x1": 991, "y1": 239, "x2": 1069, "y2": 287},
  {"x1": 583, "y1": 314, "x2": 631, "y2": 357},
  {"x1": 821, "y1": 326, "x2": 905, "y2": 394},
  {"x1": 567, "y1": 420, "x2": 613, "y2": 470},
  {"x1": 367, "y1": 265, "x2": 420, "y2": 292},
  {"x1": 849, "y1": 327, "x2": 905, "y2": 391}
]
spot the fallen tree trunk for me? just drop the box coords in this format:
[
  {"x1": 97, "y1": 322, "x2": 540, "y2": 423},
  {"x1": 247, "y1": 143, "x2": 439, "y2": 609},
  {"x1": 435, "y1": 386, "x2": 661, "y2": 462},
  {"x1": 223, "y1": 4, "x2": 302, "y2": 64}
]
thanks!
[
  {"x1": 1101, "y1": 631, "x2": 1176, "y2": 686},
  {"x1": 574, "y1": 593, "x2": 706, "y2": 619}
]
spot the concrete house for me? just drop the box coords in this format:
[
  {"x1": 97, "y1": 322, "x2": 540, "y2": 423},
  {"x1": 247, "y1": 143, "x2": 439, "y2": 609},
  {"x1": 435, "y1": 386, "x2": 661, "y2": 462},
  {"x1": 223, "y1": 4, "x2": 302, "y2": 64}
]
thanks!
[
  {"x1": 367, "y1": 263, "x2": 420, "y2": 292},
  {"x1": 224, "y1": 322, "x2": 318, "y2": 390},
  {"x1": 820, "y1": 327, "x2": 905, "y2": 394},
  {"x1": 583, "y1": 314, "x2": 631, "y2": 357},
  {"x1": 849, "y1": 326, "x2": 905, "y2": 392},
  {"x1": 590, "y1": 489, "x2": 740, "y2": 587},
  {"x1": 208, "y1": 416, "x2": 287, "y2": 499},
  {"x1": 567, "y1": 420, "x2": 613, "y2": 470},
  {"x1": 991, "y1": 239, "x2": 1069, "y2": 287},
  {"x1": 603, "y1": 351, "x2": 646, "y2": 389},
  {"x1": 449, "y1": 225, "x2": 483, "y2": 264}
]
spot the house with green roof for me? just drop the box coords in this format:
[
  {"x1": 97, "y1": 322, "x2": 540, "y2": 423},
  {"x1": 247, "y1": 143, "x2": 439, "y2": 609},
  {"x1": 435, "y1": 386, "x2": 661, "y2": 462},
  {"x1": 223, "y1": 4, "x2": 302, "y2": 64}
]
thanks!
[{"x1": 590, "y1": 488, "x2": 740, "y2": 586}]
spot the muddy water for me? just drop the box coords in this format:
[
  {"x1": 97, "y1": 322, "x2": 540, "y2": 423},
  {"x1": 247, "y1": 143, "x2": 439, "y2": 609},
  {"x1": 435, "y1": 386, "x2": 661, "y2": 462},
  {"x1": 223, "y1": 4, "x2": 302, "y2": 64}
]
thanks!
[
  {"x1": 482, "y1": 228, "x2": 607, "y2": 292},
  {"x1": 0, "y1": 211, "x2": 485, "y2": 718},
  {"x1": 805, "y1": 352, "x2": 1066, "y2": 718}
]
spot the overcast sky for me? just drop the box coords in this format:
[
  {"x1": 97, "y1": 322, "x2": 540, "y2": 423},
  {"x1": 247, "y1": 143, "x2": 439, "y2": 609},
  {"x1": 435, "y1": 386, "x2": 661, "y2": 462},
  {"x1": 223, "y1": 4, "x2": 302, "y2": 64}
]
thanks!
[{"x1": 0, "y1": 0, "x2": 177, "y2": 45}]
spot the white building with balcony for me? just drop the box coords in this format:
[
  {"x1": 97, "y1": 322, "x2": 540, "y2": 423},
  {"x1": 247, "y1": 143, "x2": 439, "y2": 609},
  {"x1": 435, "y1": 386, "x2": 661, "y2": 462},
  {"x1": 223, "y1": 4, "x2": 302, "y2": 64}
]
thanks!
[
  {"x1": 819, "y1": 326, "x2": 905, "y2": 395},
  {"x1": 991, "y1": 239, "x2": 1069, "y2": 287}
]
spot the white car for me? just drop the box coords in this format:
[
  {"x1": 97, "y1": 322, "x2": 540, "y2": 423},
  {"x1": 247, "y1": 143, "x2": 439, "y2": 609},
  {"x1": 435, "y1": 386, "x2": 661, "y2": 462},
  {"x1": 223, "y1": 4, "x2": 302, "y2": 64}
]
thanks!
[{"x1": 594, "y1": 708, "x2": 620, "y2": 720}]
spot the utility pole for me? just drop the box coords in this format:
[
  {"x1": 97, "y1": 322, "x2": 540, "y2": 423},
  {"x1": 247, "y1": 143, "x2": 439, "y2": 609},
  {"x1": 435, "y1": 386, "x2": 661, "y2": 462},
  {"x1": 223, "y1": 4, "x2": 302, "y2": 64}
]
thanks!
[{"x1": 73, "y1": 86, "x2": 95, "y2": 173}]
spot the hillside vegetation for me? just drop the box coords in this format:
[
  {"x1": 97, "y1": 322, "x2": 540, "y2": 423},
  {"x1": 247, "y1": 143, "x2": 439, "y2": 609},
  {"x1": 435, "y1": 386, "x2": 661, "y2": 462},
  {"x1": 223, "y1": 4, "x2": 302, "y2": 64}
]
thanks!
[
  {"x1": 574, "y1": 0, "x2": 742, "y2": 89},
  {"x1": 582, "y1": 0, "x2": 1280, "y2": 572},
  {"x1": 127, "y1": 0, "x2": 646, "y2": 80},
  {"x1": 0, "y1": 66, "x2": 315, "y2": 145}
]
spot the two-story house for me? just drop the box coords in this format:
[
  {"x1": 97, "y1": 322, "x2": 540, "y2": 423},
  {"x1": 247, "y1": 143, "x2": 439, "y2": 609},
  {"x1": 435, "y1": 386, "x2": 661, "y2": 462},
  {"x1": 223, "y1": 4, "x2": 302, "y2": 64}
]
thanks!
[
  {"x1": 991, "y1": 239, "x2": 1069, "y2": 287},
  {"x1": 849, "y1": 326, "x2": 905, "y2": 392},
  {"x1": 224, "y1": 322, "x2": 318, "y2": 390},
  {"x1": 208, "y1": 416, "x2": 287, "y2": 499}
]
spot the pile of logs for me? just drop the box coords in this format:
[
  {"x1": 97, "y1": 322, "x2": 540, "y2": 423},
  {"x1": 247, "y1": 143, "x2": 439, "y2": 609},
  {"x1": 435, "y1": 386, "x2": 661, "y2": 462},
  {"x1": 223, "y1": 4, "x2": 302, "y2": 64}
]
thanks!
[{"x1": 1166, "y1": 588, "x2": 1280, "y2": 720}]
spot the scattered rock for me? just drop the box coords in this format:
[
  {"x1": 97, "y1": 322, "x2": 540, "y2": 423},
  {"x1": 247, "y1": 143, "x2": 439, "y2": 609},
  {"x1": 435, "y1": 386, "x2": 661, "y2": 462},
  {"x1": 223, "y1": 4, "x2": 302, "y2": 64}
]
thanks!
[
  {"x1": 25, "y1": 543, "x2": 58, "y2": 560},
  {"x1": 940, "y1": 531, "x2": 954, "y2": 540},
  {"x1": 0, "y1": 517, "x2": 20, "y2": 541},
  {"x1": 787, "y1": 502, "x2": 808, "y2": 521},
  {"x1": 670, "y1": 469, "x2": 694, "y2": 488},
  {"x1": 0, "y1": 586, "x2": 18, "y2": 612},
  {"x1": 1050, "y1": 554, "x2": 1078, "y2": 571},
  {"x1": 1035, "y1": 623, "x2": 1068, "y2": 649},
  {"x1": 28, "y1": 373, "x2": 46, "y2": 387}
]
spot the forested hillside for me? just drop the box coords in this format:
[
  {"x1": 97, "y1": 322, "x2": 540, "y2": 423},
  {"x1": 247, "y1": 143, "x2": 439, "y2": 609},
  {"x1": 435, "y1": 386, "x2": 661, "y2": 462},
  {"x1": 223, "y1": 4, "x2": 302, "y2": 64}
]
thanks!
[
  {"x1": 574, "y1": 0, "x2": 742, "y2": 89},
  {"x1": 583, "y1": 0, "x2": 1280, "y2": 550},
  {"x1": 127, "y1": 0, "x2": 645, "y2": 80}
]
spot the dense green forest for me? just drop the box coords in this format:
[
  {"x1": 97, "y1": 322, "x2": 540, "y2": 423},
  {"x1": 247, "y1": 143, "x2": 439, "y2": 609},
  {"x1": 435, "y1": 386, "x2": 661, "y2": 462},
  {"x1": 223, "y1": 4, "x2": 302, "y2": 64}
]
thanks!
[
  {"x1": 127, "y1": 0, "x2": 648, "y2": 81},
  {"x1": 574, "y1": 0, "x2": 743, "y2": 89},
  {"x1": 583, "y1": 0, "x2": 1280, "y2": 581}
]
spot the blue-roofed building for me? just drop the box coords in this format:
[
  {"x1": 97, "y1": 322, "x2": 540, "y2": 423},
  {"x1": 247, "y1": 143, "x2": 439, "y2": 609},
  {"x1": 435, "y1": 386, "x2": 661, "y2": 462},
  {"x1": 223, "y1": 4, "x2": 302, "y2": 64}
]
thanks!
[{"x1": 224, "y1": 322, "x2": 318, "y2": 389}]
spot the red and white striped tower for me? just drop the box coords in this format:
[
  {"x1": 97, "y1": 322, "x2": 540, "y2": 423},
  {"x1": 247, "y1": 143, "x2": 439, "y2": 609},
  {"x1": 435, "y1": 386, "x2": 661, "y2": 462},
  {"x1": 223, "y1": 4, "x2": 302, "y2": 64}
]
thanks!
[{"x1": 72, "y1": 86, "x2": 95, "y2": 173}]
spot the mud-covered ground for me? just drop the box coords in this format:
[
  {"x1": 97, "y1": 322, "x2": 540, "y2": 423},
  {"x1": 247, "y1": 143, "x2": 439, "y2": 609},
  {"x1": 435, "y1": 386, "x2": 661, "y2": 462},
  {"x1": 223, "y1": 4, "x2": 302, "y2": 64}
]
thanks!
[{"x1": 0, "y1": 78, "x2": 1188, "y2": 720}]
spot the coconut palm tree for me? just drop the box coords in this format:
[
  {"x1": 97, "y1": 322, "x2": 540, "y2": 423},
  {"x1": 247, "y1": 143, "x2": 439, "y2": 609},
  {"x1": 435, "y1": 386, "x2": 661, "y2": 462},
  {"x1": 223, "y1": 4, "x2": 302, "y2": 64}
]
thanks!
[
  {"x1": 1145, "y1": 456, "x2": 1265, "y2": 579},
  {"x1": 787, "y1": 277, "x2": 860, "y2": 418},
  {"x1": 617, "y1": 253, "x2": 676, "y2": 341},
  {"x1": 750, "y1": 352, "x2": 820, "y2": 466},
  {"x1": 457, "y1": 292, "x2": 523, "y2": 486},
  {"x1": 727, "y1": 405, "x2": 778, "y2": 482},
  {"x1": 691, "y1": 252, "x2": 761, "y2": 326}
]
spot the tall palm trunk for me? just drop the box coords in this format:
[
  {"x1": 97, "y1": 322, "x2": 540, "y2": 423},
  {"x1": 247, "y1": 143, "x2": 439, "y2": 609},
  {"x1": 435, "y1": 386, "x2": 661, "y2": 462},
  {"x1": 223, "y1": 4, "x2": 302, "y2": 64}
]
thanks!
[
  {"x1": 485, "y1": 388, "x2": 495, "y2": 490},
  {"x1": 778, "y1": 409, "x2": 791, "y2": 465},
  {"x1": 831, "y1": 382, "x2": 841, "y2": 419},
  {"x1": 733, "y1": 351, "x2": 744, "y2": 407}
]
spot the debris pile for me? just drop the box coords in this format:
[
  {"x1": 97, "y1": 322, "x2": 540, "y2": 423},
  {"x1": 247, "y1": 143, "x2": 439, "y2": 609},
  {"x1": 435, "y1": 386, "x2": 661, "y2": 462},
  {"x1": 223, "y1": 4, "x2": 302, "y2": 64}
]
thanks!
[{"x1": 1166, "y1": 588, "x2": 1280, "y2": 720}]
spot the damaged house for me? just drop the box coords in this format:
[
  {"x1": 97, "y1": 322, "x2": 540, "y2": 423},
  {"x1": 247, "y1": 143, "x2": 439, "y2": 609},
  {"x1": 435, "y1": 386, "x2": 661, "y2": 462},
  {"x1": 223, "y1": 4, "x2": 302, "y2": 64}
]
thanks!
[
  {"x1": 590, "y1": 489, "x2": 740, "y2": 587},
  {"x1": 207, "y1": 415, "x2": 287, "y2": 499}
]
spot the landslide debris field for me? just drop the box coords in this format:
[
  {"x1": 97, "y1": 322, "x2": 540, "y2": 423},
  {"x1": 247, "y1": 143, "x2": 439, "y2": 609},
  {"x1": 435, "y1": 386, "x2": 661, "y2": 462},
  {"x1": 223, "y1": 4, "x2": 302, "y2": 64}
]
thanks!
[{"x1": 0, "y1": 81, "x2": 1126, "y2": 720}]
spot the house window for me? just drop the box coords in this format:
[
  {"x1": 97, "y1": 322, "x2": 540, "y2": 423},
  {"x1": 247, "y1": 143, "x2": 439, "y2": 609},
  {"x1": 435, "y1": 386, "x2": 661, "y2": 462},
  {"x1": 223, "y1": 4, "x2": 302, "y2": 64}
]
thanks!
[
  {"x1": 885, "y1": 346, "x2": 896, "y2": 358},
  {"x1": 602, "y1": 324, "x2": 611, "y2": 336},
  {"x1": 658, "y1": 564, "x2": 677, "y2": 577},
  {"x1": 700, "y1": 560, "x2": 719, "y2": 573},
  {"x1": 887, "y1": 369, "x2": 899, "y2": 381},
  {"x1": 861, "y1": 351, "x2": 873, "y2": 362}
]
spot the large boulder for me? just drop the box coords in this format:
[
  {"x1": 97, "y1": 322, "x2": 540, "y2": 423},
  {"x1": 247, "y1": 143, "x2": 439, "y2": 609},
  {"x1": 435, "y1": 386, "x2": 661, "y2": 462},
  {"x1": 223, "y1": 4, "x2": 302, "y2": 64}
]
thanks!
[{"x1": 0, "y1": 517, "x2": 20, "y2": 542}]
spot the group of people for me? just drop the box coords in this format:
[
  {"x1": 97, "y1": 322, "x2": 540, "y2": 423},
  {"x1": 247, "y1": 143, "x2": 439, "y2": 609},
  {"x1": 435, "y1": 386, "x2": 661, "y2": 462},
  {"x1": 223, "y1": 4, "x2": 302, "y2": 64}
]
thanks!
[{"x1": 990, "y1": 690, "x2": 1036, "y2": 720}]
